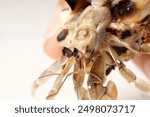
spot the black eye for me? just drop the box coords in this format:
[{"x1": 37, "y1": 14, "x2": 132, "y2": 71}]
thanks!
[{"x1": 111, "y1": 0, "x2": 136, "y2": 19}]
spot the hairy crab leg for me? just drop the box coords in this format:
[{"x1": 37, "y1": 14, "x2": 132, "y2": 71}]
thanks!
[
  {"x1": 87, "y1": 55, "x2": 118, "y2": 100},
  {"x1": 108, "y1": 47, "x2": 150, "y2": 93},
  {"x1": 87, "y1": 56, "x2": 105, "y2": 100},
  {"x1": 109, "y1": 33, "x2": 150, "y2": 54},
  {"x1": 73, "y1": 62, "x2": 89, "y2": 100},
  {"x1": 32, "y1": 56, "x2": 67, "y2": 95},
  {"x1": 119, "y1": 50, "x2": 135, "y2": 61},
  {"x1": 102, "y1": 51, "x2": 115, "y2": 65},
  {"x1": 46, "y1": 57, "x2": 74, "y2": 99},
  {"x1": 134, "y1": 42, "x2": 150, "y2": 53}
]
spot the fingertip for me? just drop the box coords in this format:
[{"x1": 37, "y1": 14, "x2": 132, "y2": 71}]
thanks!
[
  {"x1": 43, "y1": 36, "x2": 63, "y2": 59},
  {"x1": 43, "y1": 0, "x2": 68, "y2": 60}
]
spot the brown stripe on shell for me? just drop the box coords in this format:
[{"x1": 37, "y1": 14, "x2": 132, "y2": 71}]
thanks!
[
  {"x1": 112, "y1": 46, "x2": 127, "y2": 56},
  {"x1": 121, "y1": 30, "x2": 132, "y2": 39},
  {"x1": 106, "y1": 65, "x2": 115, "y2": 76}
]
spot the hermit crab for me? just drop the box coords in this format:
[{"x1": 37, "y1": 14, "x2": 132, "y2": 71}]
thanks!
[{"x1": 32, "y1": 0, "x2": 150, "y2": 100}]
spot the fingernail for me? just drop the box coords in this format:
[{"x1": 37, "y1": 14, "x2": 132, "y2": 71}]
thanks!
[{"x1": 143, "y1": 59, "x2": 150, "y2": 77}]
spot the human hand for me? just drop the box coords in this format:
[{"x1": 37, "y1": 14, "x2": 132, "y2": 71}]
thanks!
[
  {"x1": 43, "y1": 0, "x2": 150, "y2": 78},
  {"x1": 133, "y1": 55, "x2": 150, "y2": 78},
  {"x1": 43, "y1": 0, "x2": 68, "y2": 59}
]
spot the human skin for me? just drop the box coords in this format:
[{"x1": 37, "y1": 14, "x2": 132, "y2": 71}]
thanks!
[{"x1": 43, "y1": 0, "x2": 150, "y2": 78}]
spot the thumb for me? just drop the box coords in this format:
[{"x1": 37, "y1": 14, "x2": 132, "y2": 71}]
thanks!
[{"x1": 43, "y1": 0, "x2": 69, "y2": 59}]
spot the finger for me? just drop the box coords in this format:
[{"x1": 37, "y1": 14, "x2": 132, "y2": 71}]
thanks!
[
  {"x1": 43, "y1": 0, "x2": 69, "y2": 59},
  {"x1": 44, "y1": 34, "x2": 63, "y2": 59},
  {"x1": 133, "y1": 55, "x2": 150, "y2": 78}
]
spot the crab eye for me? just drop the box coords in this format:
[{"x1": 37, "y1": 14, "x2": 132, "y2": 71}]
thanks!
[{"x1": 111, "y1": 0, "x2": 136, "y2": 19}]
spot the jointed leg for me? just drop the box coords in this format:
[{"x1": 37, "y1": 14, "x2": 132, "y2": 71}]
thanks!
[
  {"x1": 109, "y1": 31, "x2": 150, "y2": 54},
  {"x1": 100, "y1": 81, "x2": 118, "y2": 100},
  {"x1": 73, "y1": 62, "x2": 89, "y2": 100},
  {"x1": 32, "y1": 56, "x2": 67, "y2": 95},
  {"x1": 46, "y1": 57, "x2": 74, "y2": 99},
  {"x1": 87, "y1": 55, "x2": 118, "y2": 100},
  {"x1": 108, "y1": 47, "x2": 150, "y2": 93}
]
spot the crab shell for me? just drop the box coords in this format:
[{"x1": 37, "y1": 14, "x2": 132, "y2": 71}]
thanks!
[
  {"x1": 32, "y1": 0, "x2": 150, "y2": 100},
  {"x1": 65, "y1": 0, "x2": 150, "y2": 25},
  {"x1": 118, "y1": 0, "x2": 150, "y2": 25}
]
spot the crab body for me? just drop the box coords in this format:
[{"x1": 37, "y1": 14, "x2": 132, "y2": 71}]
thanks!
[{"x1": 33, "y1": 0, "x2": 150, "y2": 100}]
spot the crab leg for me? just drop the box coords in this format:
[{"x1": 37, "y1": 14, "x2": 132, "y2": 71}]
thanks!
[
  {"x1": 110, "y1": 33, "x2": 150, "y2": 54},
  {"x1": 100, "y1": 81, "x2": 118, "y2": 100},
  {"x1": 73, "y1": 62, "x2": 89, "y2": 100},
  {"x1": 102, "y1": 51, "x2": 115, "y2": 65},
  {"x1": 119, "y1": 62, "x2": 150, "y2": 93},
  {"x1": 87, "y1": 55, "x2": 118, "y2": 100},
  {"x1": 46, "y1": 57, "x2": 74, "y2": 99},
  {"x1": 32, "y1": 56, "x2": 67, "y2": 95},
  {"x1": 108, "y1": 47, "x2": 150, "y2": 93},
  {"x1": 130, "y1": 42, "x2": 150, "y2": 54}
]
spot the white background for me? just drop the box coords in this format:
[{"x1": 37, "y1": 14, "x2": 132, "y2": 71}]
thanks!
[
  {"x1": 0, "y1": 0, "x2": 150, "y2": 100},
  {"x1": 1, "y1": 100, "x2": 150, "y2": 117}
]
